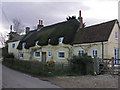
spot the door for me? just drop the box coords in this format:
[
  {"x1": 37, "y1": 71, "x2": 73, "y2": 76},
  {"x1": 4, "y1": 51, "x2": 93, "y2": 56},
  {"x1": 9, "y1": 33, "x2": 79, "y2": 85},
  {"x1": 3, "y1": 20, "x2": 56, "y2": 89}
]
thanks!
[{"x1": 42, "y1": 52, "x2": 46, "y2": 62}]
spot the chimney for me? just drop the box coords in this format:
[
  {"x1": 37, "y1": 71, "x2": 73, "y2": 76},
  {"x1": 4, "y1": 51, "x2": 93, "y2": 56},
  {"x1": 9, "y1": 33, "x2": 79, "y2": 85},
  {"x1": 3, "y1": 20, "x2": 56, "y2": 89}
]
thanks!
[
  {"x1": 79, "y1": 10, "x2": 83, "y2": 29},
  {"x1": 26, "y1": 27, "x2": 30, "y2": 34},
  {"x1": 37, "y1": 20, "x2": 43, "y2": 29},
  {"x1": 10, "y1": 25, "x2": 12, "y2": 32}
]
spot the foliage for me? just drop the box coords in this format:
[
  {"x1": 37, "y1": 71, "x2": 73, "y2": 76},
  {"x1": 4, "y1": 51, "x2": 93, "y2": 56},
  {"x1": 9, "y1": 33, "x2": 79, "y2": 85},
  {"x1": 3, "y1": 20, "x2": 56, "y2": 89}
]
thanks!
[
  {"x1": 68, "y1": 54, "x2": 94, "y2": 75},
  {"x1": 9, "y1": 34, "x2": 14, "y2": 40},
  {"x1": 12, "y1": 18, "x2": 25, "y2": 34}
]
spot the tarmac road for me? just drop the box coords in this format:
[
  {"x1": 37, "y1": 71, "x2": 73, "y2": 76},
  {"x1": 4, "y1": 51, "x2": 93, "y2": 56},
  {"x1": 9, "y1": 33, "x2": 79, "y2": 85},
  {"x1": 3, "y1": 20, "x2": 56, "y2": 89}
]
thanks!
[{"x1": 2, "y1": 63, "x2": 60, "y2": 88}]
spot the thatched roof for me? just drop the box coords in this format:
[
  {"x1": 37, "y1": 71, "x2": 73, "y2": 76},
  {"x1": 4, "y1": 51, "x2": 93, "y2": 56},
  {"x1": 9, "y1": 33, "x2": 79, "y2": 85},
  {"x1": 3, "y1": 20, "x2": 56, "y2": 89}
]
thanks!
[
  {"x1": 17, "y1": 19, "x2": 80, "y2": 50},
  {"x1": 17, "y1": 19, "x2": 117, "y2": 50}
]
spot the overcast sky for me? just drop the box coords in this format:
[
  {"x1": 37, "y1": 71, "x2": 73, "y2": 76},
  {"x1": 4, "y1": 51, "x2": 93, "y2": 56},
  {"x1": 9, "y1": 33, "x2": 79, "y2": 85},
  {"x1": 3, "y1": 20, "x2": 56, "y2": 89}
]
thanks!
[{"x1": 0, "y1": 0, "x2": 119, "y2": 34}]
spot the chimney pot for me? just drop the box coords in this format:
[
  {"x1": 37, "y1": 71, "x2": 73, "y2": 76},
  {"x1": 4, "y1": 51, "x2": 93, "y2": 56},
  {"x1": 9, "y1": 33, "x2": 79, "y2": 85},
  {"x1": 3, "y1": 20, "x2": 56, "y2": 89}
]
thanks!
[
  {"x1": 79, "y1": 10, "x2": 81, "y2": 17},
  {"x1": 41, "y1": 20, "x2": 43, "y2": 25},
  {"x1": 39, "y1": 20, "x2": 41, "y2": 25}
]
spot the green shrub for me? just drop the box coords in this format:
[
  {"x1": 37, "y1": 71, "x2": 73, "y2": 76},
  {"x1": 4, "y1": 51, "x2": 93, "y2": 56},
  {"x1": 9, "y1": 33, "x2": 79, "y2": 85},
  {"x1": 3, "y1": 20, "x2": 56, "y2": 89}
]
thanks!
[{"x1": 68, "y1": 54, "x2": 94, "y2": 75}]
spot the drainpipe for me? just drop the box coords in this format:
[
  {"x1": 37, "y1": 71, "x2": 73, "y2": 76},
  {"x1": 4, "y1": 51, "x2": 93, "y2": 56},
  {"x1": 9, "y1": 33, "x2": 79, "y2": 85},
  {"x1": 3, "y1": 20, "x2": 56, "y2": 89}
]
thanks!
[{"x1": 102, "y1": 42, "x2": 104, "y2": 59}]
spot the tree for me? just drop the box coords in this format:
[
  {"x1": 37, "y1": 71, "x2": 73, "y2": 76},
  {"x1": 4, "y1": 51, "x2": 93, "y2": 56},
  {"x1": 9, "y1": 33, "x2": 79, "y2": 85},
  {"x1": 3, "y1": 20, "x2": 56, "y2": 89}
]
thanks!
[
  {"x1": 12, "y1": 18, "x2": 25, "y2": 34},
  {"x1": 0, "y1": 33, "x2": 7, "y2": 47}
]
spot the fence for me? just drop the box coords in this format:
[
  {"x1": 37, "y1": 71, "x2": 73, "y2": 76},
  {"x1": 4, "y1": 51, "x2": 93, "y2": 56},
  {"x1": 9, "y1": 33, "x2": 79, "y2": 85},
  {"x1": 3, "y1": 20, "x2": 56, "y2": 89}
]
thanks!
[{"x1": 94, "y1": 57, "x2": 120, "y2": 75}]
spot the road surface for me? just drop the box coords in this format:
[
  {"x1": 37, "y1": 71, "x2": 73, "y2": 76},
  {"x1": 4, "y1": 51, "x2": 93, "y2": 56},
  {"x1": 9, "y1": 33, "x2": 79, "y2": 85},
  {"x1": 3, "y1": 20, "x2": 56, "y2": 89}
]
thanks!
[{"x1": 2, "y1": 63, "x2": 60, "y2": 88}]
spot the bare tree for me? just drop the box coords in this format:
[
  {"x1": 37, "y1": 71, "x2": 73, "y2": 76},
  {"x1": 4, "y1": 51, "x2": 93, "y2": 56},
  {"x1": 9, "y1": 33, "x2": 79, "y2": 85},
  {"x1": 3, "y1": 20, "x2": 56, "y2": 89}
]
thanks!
[
  {"x1": 0, "y1": 33, "x2": 7, "y2": 47},
  {"x1": 12, "y1": 18, "x2": 25, "y2": 34}
]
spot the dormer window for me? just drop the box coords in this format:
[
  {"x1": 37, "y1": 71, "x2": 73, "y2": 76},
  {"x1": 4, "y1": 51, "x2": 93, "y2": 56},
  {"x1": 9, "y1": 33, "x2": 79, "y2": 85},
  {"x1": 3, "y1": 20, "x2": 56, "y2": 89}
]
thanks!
[
  {"x1": 22, "y1": 43, "x2": 26, "y2": 49},
  {"x1": 48, "y1": 39, "x2": 51, "y2": 43},
  {"x1": 36, "y1": 41, "x2": 39, "y2": 45},
  {"x1": 59, "y1": 37, "x2": 64, "y2": 44}
]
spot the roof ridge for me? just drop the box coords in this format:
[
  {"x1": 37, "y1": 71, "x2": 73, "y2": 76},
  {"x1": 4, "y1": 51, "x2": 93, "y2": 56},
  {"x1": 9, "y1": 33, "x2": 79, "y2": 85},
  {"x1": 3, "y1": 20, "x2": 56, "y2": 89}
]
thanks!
[{"x1": 85, "y1": 19, "x2": 117, "y2": 29}]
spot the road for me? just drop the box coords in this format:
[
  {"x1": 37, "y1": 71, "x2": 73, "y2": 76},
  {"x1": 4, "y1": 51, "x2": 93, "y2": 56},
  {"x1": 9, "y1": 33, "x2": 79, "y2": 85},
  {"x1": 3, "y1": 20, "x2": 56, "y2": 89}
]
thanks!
[
  {"x1": 0, "y1": 48, "x2": 60, "y2": 88},
  {"x1": 2, "y1": 65, "x2": 60, "y2": 88}
]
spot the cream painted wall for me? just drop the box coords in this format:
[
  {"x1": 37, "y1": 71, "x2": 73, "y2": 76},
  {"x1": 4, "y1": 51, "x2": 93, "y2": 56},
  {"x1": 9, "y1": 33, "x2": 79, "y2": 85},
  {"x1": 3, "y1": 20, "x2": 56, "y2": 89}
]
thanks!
[
  {"x1": 18, "y1": 44, "x2": 72, "y2": 63},
  {"x1": 8, "y1": 41, "x2": 20, "y2": 58},
  {"x1": 73, "y1": 42, "x2": 108, "y2": 59},
  {"x1": 108, "y1": 21, "x2": 120, "y2": 58}
]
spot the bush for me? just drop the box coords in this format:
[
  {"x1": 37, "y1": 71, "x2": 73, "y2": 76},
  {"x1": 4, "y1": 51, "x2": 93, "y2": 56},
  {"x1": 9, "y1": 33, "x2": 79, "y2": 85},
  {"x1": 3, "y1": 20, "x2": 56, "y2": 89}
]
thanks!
[{"x1": 68, "y1": 54, "x2": 94, "y2": 75}]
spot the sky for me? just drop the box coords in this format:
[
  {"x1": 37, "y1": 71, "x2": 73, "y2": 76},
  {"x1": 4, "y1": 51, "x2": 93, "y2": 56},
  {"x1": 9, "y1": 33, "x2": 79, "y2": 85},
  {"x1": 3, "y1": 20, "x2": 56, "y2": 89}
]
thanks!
[
  {"x1": 0, "y1": 0, "x2": 119, "y2": 34},
  {"x1": 0, "y1": 0, "x2": 119, "y2": 48}
]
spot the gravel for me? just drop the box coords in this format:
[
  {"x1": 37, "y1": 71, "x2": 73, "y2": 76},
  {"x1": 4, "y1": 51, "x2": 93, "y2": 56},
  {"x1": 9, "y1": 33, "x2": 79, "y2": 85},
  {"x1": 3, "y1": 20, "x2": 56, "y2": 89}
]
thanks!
[{"x1": 39, "y1": 74, "x2": 118, "y2": 88}]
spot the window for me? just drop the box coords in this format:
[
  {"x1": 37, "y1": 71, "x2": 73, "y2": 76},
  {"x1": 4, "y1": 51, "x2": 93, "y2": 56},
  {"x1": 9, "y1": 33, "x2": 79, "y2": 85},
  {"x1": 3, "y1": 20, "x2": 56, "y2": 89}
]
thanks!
[
  {"x1": 58, "y1": 51, "x2": 65, "y2": 59},
  {"x1": 19, "y1": 53, "x2": 23, "y2": 59},
  {"x1": 22, "y1": 43, "x2": 26, "y2": 49},
  {"x1": 12, "y1": 43, "x2": 15, "y2": 48},
  {"x1": 35, "y1": 41, "x2": 39, "y2": 45},
  {"x1": 48, "y1": 51, "x2": 51, "y2": 57},
  {"x1": 78, "y1": 49, "x2": 84, "y2": 56},
  {"x1": 114, "y1": 48, "x2": 119, "y2": 59},
  {"x1": 92, "y1": 49, "x2": 97, "y2": 58},
  {"x1": 115, "y1": 32, "x2": 118, "y2": 39},
  {"x1": 34, "y1": 52, "x2": 40, "y2": 58},
  {"x1": 48, "y1": 39, "x2": 51, "y2": 43},
  {"x1": 59, "y1": 37, "x2": 64, "y2": 44}
]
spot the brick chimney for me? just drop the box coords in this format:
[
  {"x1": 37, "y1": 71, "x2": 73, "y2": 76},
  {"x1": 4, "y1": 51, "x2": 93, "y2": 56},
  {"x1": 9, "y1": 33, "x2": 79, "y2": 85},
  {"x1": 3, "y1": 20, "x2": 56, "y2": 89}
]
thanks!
[
  {"x1": 26, "y1": 27, "x2": 30, "y2": 34},
  {"x1": 79, "y1": 10, "x2": 83, "y2": 29},
  {"x1": 37, "y1": 20, "x2": 44, "y2": 29}
]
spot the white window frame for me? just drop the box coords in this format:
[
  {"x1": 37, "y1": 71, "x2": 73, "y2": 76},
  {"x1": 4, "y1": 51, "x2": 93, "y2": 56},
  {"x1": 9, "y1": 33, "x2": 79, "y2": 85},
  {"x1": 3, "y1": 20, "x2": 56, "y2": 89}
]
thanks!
[
  {"x1": 34, "y1": 51, "x2": 40, "y2": 58},
  {"x1": 78, "y1": 49, "x2": 84, "y2": 56},
  {"x1": 58, "y1": 51, "x2": 65, "y2": 59},
  {"x1": 19, "y1": 52, "x2": 24, "y2": 59},
  {"x1": 114, "y1": 48, "x2": 119, "y2": 59},
  {"x1": 59, "y1": 37, "x2": 64, "y2": 44},
  {"x1": 92, "y1": 49, "x2": 97, "y2": 58},
  {"x1": 22, "y1": 43, "x2": 26, "y2": 49},
  {"x1": 35, "y1": 41, "x2": 39, "y2": 45},
  {"x1": 48, "y1": 39, "x2": 51, "y2": 43},
  {"x1": 115, "y1": 32, "x2": 118, "y2": 40},
  {"x1": 48, "y1": 51, "x2": 51, "y2": 57},
  {"x1": 12, "y1": 43, "x2": 15, "y2": 48}
]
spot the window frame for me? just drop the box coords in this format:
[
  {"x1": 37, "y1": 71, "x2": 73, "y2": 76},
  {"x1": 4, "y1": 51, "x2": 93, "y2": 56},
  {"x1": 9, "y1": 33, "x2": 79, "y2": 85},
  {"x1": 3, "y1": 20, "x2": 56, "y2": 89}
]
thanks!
[
  {"x1": 34, "y1": 51, "x2": 40, "y2": 58},
  {"x1": 19, "y1": 52, "x2": 24, "y2": 59},
  {"x1": 92, "y1": 49, "x2": 98, "y2": 58},
  {"x1": 22, "y1": 42, "x2": 26, "y2": 49},
  {"x1": 12, "y1": 43, "x2": 15, "y2": 48},
  {"x1": 78, "y1": 49, "x2": 84, "y2": 56},
  {"x1": 59, "y1": 37, "x2": 64, "y2": 44},
  {"x1": 48, "y1": 51, "x2": 51, "y2": 57},
  {"x1": 115, "y1": 32, "x2": 118, "y2": 40},
  {"x1": 35, "y1": 41, "x2": 39, "y2": 46},
  {"x1": 58, "y1": 51, "x2": 65, "y2": 59}
]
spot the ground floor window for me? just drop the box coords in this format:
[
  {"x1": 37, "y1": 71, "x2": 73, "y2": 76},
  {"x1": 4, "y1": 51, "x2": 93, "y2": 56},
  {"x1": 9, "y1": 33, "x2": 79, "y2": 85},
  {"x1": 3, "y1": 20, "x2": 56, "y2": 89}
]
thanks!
[
  {"x1": 58, "y1": 51, "x2": 65, "y2": 59},
  {"x1": 114, "y1": 48, "x2": 119, "y2": 59},
  {"x1": 78, "y1": 49, "x2": 84, "y2": 56},
  {"x1": 48, "y1": 51, "x2": 51, "y2": 57},
  {"x1": 34, "y1": 52, "x2": 40, "y2": 58},
  {"x1": 19, "y1": 53, "x2": 24, "y2": 59},
  {"x1": 92, "y1": 49, "x2": 97, "y2": 58}
]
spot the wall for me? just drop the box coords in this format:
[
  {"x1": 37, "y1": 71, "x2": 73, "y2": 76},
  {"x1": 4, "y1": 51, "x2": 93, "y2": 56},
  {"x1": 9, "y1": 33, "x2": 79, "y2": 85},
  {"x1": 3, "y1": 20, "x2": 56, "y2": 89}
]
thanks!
[
  {"x1": 73, "y1": 42, "x2": 108, "y2": 58},
  {"x1": 18, "y1": 44, "x2": 72, "y2": 63},
  {"x1": 108, "y1": 21, "x2": 120, "y2": 58},
  {"x1": 8, "y1": 41, "x2": 20, "y2": 58}
]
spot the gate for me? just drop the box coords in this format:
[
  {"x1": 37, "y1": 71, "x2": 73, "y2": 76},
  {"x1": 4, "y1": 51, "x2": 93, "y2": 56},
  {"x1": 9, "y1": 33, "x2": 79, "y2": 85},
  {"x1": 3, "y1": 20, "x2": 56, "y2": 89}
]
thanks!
[{"x1": 94, "y1": 58, "x2": 120, "y2": 75}]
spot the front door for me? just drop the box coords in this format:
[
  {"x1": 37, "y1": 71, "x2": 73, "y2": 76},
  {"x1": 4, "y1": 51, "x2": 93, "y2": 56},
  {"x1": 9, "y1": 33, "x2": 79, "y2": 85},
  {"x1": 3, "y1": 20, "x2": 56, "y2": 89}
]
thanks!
[{"x1": 42, "y1": 52, "x2": 46, "y2": 62}]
